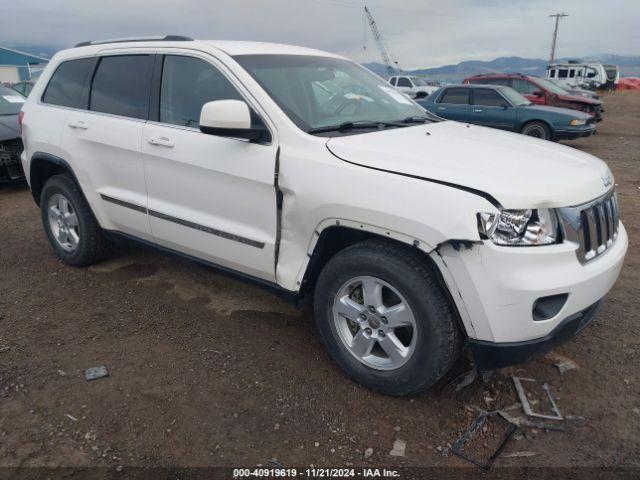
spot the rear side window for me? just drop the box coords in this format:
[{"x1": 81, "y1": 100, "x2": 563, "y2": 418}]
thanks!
[
  {"x1": 468, "y1": 77, "x2": 510, "y2": 87},
  {"x1": 90, "y1": 55, "x2": 154, "y2": 119},
  {"x1": 42, "y1": 58, "x2": 95, "y2": 109},
  {"x1": 159, "y1": 55, "x2": 242, "y2": 128},
  {"x1": 397, "y1": 77, "x2": 411, "y2": 87},
  {"x1": 512, "y1": 79, "x2": 538, "y2": 95},
  {"x1": 473, "y1": 89, "x2": 509, "y2": 107},
  {"x1": 439, "y1": 88, "x2": 470, "y2": 105}
]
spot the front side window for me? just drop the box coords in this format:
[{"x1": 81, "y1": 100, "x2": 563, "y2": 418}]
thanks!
[
  {"x1": 160, "y1": 55, "x2": 243, "y2": 128},
  {"x1": 234, "y1": 55, "x2": 429, "y2": 133},
  {"x1": 439, "y1": 88, "x2": 470, "y2": 105},
  {"x1": 473, "y1": 89, "x2": 509, "y2": 107},
  {"x1": 43, "y1": 58, "x2": 95, "y2": 109},
  {"x1": 396, "y1": 77, "x2": 412, "y2": 87},
  {"x1": 90, "y1": 55, "x2": 154, "y2": 119}
]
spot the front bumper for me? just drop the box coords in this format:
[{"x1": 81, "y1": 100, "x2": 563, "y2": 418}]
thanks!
[
  {"x1": 554, "y1": 123, "x2": 596, "y2": 140},
  {"x1": 434, "y1": 223, "x2": 627, "y2": 346},
  {"x1": 469, "y1": 299, "x2": 603, "y2": 370}
]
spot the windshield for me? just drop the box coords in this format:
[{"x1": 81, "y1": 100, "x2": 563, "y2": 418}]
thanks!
[
  {"x1": 499, "y1": 87, "x2": 531, "y2": 106},
  {"x1": 0, "y1": 86, "x2": 25, "y2": 115},
  {"x1": 533, "y1": 77, "x2": 568, "y2": 95},
  {"x1": 234, "y1": 54, "x2": 432, "y2": 134}
]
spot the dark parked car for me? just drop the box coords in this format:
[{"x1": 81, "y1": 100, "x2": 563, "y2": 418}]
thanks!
[
  {"x1": 0, "y1": 85, "x2": 26, "y2": 183},
  {"x1": 418, "y1": 84, "x2": 595, "y2": 141},
  {"x1": 11, "y1": 81, "x2": 34, "y2": 97},
  {"x1": 464, "y1": 73, "x2": 604, "y2": 122}
]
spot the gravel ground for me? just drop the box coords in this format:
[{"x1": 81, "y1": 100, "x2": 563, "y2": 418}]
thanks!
[{"x1": 0, "y1": 92, "x2": 638, "y2": 475}]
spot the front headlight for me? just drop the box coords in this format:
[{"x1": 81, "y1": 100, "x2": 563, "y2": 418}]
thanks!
[
  {"x1": 570, "y1": 118, "x2": 587, "y2": 126},
  {"x1": 477, "y1": 208, "x2": 559, "y2": 246}
]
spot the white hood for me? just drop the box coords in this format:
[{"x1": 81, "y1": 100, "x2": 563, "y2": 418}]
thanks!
[{"x1": 326, "y1": 121, "x2": 613, "y2": 209}]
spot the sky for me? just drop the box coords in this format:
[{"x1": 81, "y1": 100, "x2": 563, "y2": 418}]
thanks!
[{"x1": 1, "y1": 0, "x2": 638, "y2": 68}]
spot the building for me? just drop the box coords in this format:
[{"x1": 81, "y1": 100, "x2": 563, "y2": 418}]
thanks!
[{"x1": 0, "y1": 46, "x2": 49, "y2": 84}]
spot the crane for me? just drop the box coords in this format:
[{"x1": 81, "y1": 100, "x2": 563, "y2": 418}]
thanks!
[{"x1": 364, "y1": 6, "x2": 401, "y2": 77}]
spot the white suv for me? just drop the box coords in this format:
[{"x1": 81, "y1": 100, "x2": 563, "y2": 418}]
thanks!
[
  {"x1": 20, "y1": 37, "x2": 627, "y2": 395},
  {"x1": 388, "y1": 75, "x2": 439, "y2": 98}
]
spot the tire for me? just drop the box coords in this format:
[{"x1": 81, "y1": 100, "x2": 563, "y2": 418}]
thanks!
[
  {"x1": 40, "y1": 174, "x2": 112, "y2": 267},
  {"x1": 521, "y1": 121, "x2": 551, "y2": 141},
  {"x1": 313, "y1": 239, "x2": 462, "y2": 396}
]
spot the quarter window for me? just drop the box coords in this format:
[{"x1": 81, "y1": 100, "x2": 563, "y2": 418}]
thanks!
[
  {"x1": 439, "y1": 88, "x2": 470, "y2": 105},
  {"x1": 473, "y1": 89, "x2": 509, "y2": 107},
  {"x1": 42, "y1": 58, "x2": 95, "y2": 109},
  {"x1": 160, "y1": 55, "x2": 242, "y2": 127},
  {"x1": 90, "y1": 55, "x2": 154, "y2": 119}
]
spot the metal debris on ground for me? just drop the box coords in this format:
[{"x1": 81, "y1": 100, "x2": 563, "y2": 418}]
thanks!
[
  {"x1": 501, "y1": 451, "x2": 538, "y2": 458},
  {"x1": 450, "y1": 410, "x2": 517, "y2": 470},
  {"x1": 512, "y1": 376, "x2": 563, "y2": 420},
  {"x1": 84, "y1": 366, "x2": 109, "y2": 381},
  {"x1": 497, "y1": 410, "x2": 566, "y2": 432},
  {"x1": 547, "y1": 353, "x2": 579, "y2": 375},
  {"x1": 389, "y1": 439, "x2": 406, "y2": 457},
  {"x1": 364, "y1": 447, "x2": 373, "y2": 459}
]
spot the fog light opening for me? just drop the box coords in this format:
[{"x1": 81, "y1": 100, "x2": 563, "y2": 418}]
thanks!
[{"x1": 532, "y1": 294, "x2": 569, "y2": 321}]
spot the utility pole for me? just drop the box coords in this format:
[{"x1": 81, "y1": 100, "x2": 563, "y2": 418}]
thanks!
[{"x1": 548, "y1": 13, "x2": 568, "y2": 64}]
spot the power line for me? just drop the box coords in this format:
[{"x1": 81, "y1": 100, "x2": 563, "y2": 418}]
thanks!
[
  {"x1": 548, "y1": 12, "x2": 569, "y2": 64},
  {"x1": 305, "y1": 0, "x2": 546, "y2": 20}
]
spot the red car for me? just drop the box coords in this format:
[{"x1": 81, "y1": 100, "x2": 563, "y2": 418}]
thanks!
[{"x1": 464, "y1": 73, "x2": 604, "y2": 122}]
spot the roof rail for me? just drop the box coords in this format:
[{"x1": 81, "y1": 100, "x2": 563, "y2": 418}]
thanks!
[{"x1": 74, "y1": 35, "x2": 193, "y2": 48}]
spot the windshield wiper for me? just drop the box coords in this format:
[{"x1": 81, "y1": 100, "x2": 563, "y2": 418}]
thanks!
[
  {"x1": 308, "y1": 121, "x2": 406, "y2": 134},
  {"x1": 400, "y1": 115, "x2": 432, "y2": 124}
]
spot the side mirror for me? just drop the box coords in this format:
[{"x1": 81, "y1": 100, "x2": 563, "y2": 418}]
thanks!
[
  {"x1": 532, "y1": 90, "x2": 543, "y2": 97},
  {"x1": 199, "y1": 100, "x2": 268, "y2": 142}
]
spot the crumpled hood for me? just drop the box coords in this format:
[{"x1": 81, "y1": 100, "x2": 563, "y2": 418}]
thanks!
[
  {"x1": 0, "y1": 115, "x2": 20, "y2": 141},
  {"x1": 326, "y1": 121, "x2": 613, "y2": 209},
  {"x1": 557, "y1": 93, "x2": 602, "y2": 106}
]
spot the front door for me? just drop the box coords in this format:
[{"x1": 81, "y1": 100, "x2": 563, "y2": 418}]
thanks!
[
  {"x1": 141, "y1": 53, "x2": 278, "y2": 281},
  {"x1": 470, "y1": 88, "x2": 517, "y2": 131}
]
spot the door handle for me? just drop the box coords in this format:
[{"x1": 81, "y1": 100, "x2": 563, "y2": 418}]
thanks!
[
  {"x1": 437, "y1": 107, "x2": 446, "y2": 111},
  {"x1": 148, "y1": 136, "x2": 175, "y2": 148},
  {"x1": 473, "y1": 108, "x2": 483, "y2": 112},
  {"x1": 68, "y1": 120, "x2": 88, "y2": 130}
]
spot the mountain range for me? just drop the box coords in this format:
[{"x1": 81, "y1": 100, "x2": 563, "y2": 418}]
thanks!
[{"x1": 363, "y1": 54, "x2": 640, "y2": 81}]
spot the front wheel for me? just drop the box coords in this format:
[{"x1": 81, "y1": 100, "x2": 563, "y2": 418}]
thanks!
[
  {"x1": 521, "y1": 121, "x2": 551, "y2": 141},
  {"x1": 313, "y1": 240, "x2": 462, "y2": 396}
]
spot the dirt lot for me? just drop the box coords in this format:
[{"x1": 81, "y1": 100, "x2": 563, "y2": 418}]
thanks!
[{"x1": 1, "y1": 92, "x2": 639, "y2": 476}]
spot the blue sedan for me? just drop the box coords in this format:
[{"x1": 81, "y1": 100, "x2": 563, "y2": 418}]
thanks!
[{"x1": 417, "y1": 84, "x2": 596, "y2": 141}]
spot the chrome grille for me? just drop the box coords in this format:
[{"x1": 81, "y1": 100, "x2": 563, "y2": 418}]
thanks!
[{"x1": 559, "y1": 190, "x2": 619, "y2": 263}]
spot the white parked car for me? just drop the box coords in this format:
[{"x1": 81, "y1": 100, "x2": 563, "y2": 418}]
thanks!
[
  {"x1": 20, "y1": 37, "x2": 627, "y2": 395},
  {"x1": 388, "y1": 75, "x2": 439, "y2": 98}
]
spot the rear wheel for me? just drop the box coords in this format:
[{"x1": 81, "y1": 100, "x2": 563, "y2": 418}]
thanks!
[
  {"x1": 313, "y1": 239, "x2": 462, "y2": 396},
  {"x1": 40, "y1": 174, "x2": 112, "y2": 267},
  {"x1": 521, "y1": 121, "x2": 551, "y2": 140}
]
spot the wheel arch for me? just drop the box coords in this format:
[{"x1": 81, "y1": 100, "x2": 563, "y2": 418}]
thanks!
[{"x1": 29, "y1": 152, "x2": 80, "y2": 206}]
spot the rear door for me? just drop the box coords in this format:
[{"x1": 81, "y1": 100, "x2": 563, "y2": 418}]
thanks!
[
  {"x1": 470, "y1": 88, "x2": 516, "y2": 130},
  {"x1": 434, "y1": 87, "x2": 471, "y2": 121},
  {"x1": 141, "y1": 52, "x2": 278, "y2": 281},
  {"x1": 62, "y1": 53, "x2": 154, "y2": 241}
]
